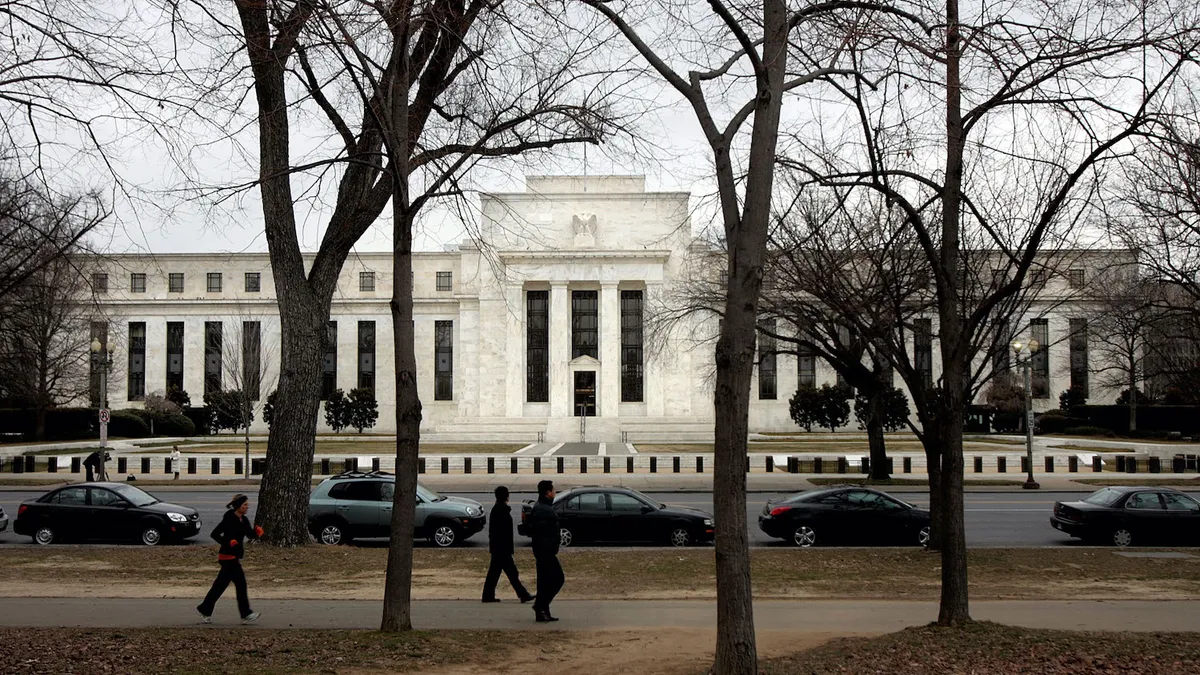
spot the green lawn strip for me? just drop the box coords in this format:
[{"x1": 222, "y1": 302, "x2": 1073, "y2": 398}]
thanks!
[
  {"x1": 126, "y1": 442, "x2": 525, "y2": 455},
  {"x1": 0, "y1": 627, "x2": 531, "y2": 675},
  {"x1": 1073, "y1": 477, "x2": 1200, "y2": 487},
  {"x1": 762, "y1": 622, "x2": 1200, "y2": 675},
  {"x1": 806, "y1": 477, "x2": 1027, "y2": 487},
  {"x1": 3, "y1": 547, "x2": 1196, "y2": 601},
  {"x1": 16, "y1": 447, "x2": 104, "y2": 457}
]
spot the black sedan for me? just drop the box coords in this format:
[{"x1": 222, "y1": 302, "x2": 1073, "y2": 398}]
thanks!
[
  {"x1": 1051, "y1": 486, "x2": 1200, "y2": 547},
  {"x1": 14, "y1": 482, "x2": 202, "y2": 546},
  {"x1": 518, "y1": 487, "x2": 714, "y2": 547},
  {"x1": 758, "y1": 487, "x2": 931, "y2": 547}
]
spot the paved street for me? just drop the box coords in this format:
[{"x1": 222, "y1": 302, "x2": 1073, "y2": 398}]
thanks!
[
  {"x1": 1, "y1": 597, "x2": 1197, "y2": 632},
  {"x1": 4, "y1": 486, "x2": 1195, "y2": 548}
]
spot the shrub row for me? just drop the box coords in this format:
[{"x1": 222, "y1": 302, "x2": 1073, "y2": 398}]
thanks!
[{"x1": 0, "y1": 406, "x2": 199, "y2": 442}]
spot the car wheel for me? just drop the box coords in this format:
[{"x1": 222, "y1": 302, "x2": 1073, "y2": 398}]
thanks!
[
  {"x1": 917, "y1": 526, "x2": 931, "y2": 548},
  {"x1": 792, "y1": 525, "x2": 816, "y2": 548},
  {"x1": 669, "y1": 527, "x2": 691, "y2": 547},
  {"x1": 559, "y1": 527, "x2": 573, "y2": 548},
  {"x1": 141, "y1": 524, "x2": 163, "y2": 546},
  {"x1": 317, "y1": 521, "x2": 347, "y2": 546},
  {"x1": 430, "y1": 523, "x2": 458, "y2": 548},
  {"x1": 34, "y1": 526, "x2": 54, "y2": 545},
  {"x1": 1112, "y1": 527, "x2": 1134, "y2": 547}
]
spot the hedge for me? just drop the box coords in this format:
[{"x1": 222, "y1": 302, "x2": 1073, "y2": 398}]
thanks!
[
  {"x1": 0, "y1": 408, "x2": 99, "y2": 441},
  {"x1": 1069, "y1": 405, "x2": 1200, "y2": 435}
]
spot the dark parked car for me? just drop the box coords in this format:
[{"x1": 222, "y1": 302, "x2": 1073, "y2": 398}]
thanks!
[
  {"x1": 13, "y1": 483, "x2": 201, "y2": 546},
  {"x1": 517, "y1": 487, "x2": 714, "y2": 547},
  {"x1": 1051, "y1": 486, "x2": 1200, "y2": 546},
  {"x1": 758, "y1": 487, "x2": 931, "y2": 547},
  {"x1": 0, "y1": 505, "x2": 8, "y2": 534},
  {"x1": 308, "y1": 472, "x2": 486, "y2": 547}
]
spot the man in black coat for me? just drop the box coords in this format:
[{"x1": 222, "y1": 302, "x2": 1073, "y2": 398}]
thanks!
[
  {"x1": 529, "y1": 479, "x2": 564, "y2": 622},
  {"x1": 481, "y1": 486, "x2": 534, "y2": 603}
]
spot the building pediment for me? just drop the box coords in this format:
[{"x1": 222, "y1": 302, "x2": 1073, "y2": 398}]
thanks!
[{"x1": 569, "y1": 355, "x2": 601, "y2": 367}]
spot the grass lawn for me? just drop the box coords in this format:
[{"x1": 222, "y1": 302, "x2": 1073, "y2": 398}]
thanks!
[
  {"x1": 807, "y1": 477, "x2": 1028, "y2": 487},
  {"x1": 638, "y1": 442, "x2": 1002, "y2": 454},
  {"x1": 3, "y1": 547, "x2": 1197, "y2": 602},
  {"x1": 122, "y1": 441, "x2": 526, "y2": 455},
  {"x1": 0, "y1": 627, "x2": 529, "y2": 675},
  {"x1": 762, "y1": 621, "x2": 1200, "y2": 675},
  {"x1": 1073, "y1": 477, "x2": 1200, "y2": 487}
]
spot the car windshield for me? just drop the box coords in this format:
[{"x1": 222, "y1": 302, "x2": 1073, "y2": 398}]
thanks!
[
  {"x1": 1082, "y1": 488, "x2": 1124, "y2": 507},
  {"x1": 416, "y1": 484, "x2": 445, "y2": 502},
  {"x1": 108, "y1": 484, "x2": 158, "y2": 507}
]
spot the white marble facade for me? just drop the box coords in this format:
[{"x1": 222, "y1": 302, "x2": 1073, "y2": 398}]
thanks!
[{"x1": 87, "y1": 176, "x2": 1123, "y2": 440}]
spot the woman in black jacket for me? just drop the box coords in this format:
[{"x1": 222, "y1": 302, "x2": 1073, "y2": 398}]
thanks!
[{"x1": 196, "y1": 494, "x2": 262, "y2": 624}]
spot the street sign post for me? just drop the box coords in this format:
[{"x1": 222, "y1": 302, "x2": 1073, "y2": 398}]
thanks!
[{"x1": 99, "y1": 408, "x2": 110, "y2": 480}]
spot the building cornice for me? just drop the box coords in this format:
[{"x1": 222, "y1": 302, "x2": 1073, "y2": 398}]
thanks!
[{"x1": 497, "y1": 249, "x2": 673, "y2": 263}]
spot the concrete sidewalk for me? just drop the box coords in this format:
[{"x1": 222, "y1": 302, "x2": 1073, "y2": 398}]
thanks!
[{"x1": 1, "y1": 598, "x2": 1198, "y2": 632}]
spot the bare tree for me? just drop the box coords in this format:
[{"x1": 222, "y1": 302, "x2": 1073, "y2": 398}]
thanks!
[
  {"x1": 784, "y1": 0, "x2": 1199, "y2": 624},
  {"x1": 223, "y1": 1, "x2": 630, "y2": 634},
  {"x1": 211, "y1": 316, "x2": 279, "y2": 478},
  {"x1": 0, "y1": 251, "x2": 98, "y2": 439}
]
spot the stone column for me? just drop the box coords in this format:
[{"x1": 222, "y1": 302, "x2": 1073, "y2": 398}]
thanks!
[
  {"x1": 600, "y1": 281, "x2": 621, "y2": 417},
  {"x1": 645, "y1": 281, "x2": 667, "y2": 416},
  {"x1": 505, "y1": 284, "x2": 524, "y2": 417},
  {"x1": 549, "y1": 281, "x2": 570, "y2": 417}
]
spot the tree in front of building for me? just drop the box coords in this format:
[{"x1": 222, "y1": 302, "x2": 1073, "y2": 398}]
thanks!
[
  {"x1": 817, "y1": 385, "x2": 852, "y2": 433},
  {"x1": 984, "y1": 374, "x2": 1025, "y2": 433},
  {"x1": 1058, "y1": 386, "x2": 1087, "y2": 411},
  {"x1": 204, "y1": 390, "x2": 253, "y2": 434},
  {"x1": 165, "y1": 385, "x2": 191, "y2": 409},
  {"x1": 855, "y1": 387, "x2": 911, "y2": 435},
  {"x1": 142, "y1": 391, "x2": 182, "y2": 435},
  {"x1": 323, "y1": 389, "x2": 349, "y2": 434},
  {"x1": 263, "y1": 391, "x2": 277, "y2": 430},
  {"x1": 788, "y1": 387, "x2": 821, "y2": 432},
  {"x1": 347, "y1": 388, "x2": 379, "y2": 434}
]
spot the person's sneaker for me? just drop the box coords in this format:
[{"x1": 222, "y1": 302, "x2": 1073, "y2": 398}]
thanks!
[
  {"x1": 241, "y1": 612, "x2": 260, "y2": 624},
  {"x1": 196, "y1": 606, "x2": 211, "y2": 624},
  {"x1": 481, "y1": 598, "x2": 501, "y2": 603}
]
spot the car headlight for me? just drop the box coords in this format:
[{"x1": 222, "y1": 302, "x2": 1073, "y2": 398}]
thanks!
[
  {"x1": 167, "y1": 512, "x2": 188, "y2": 523},
  {"x1": 703, "y1": 519, "x2": 713, "y2": 526},
  {"x1": 466, "y1": 506, "x2": 482, "y2": 517}
]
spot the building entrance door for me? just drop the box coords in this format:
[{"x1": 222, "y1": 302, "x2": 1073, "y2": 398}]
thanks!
[{"x1": 574, "y1": 371, "x2": 597, "y2": 417}]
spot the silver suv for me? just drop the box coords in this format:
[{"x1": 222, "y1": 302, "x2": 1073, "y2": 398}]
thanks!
[{"x1": 307, "y1": 472, "x2": 485, "y2": 547}]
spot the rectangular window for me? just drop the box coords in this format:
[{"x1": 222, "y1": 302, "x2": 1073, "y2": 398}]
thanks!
[
  {"x1": 571, "y1": 290, "x2": 598, "y2": 359},
  {"x1": 359, "y1": 271, "x2": 375, "y2": 292},
  {"x1": 835, "y1": 325, "x2": 853, "y2": 394},
  {"x1": 436, "y1": 271, "x2": 453, "y2": 292},
  {"x1": 1031, "y1": 318, "x2": 1049, "y2": 398},
  {"x1": 1069, "y1": 318, "x2": 1088, "y2": 398},
  {"x1": 204, "y1": 321, "x2": 222, "y2": 395},
  {"x1": 243, "y1": 321, "x2": 261, "y2": 400},
  {"x1": 526, "y1": 291, "x2": 549, "y2": 402},
  {"x1": 1067, "y1": 269, "x2": 1085, "y2": 289},
  {"x1": 435, "y1": 320, "x2": 453, "y2": 400},
  {"x1": 322, "y1": 321, "x2": 337, "y2": 399},
  {"x1": 798, "y1": 344, "x2": 817, "y2": 388},
  {"x1": 166, "y1": 322, "x2": 184, "y2": 391},
  {"x1": 992, "y1": 320, "x2": 1010, "y2": 375},
  {"x1": 168, "y1": 273, "x2": 184, "y2": 293},
  {"x1": 130, "y1": 273, "x2": 146, "y2": 293},
  {"x1": 92, "y1": 273, "x2": 108, "y2": 294},
  {"x1": 620, "y1": 290, "x2": 644, "y2": 402},
  {"x1": 758, "y1": 318, "x2": 777, "y2": 400},
  {"x1": 914, "y1": 318, "x2": 933, "y2": 389},
  {"x1": 89, "y1": 321, "x2": 107, "y2": 406},
  {"x1": 244, "y1": 272, "x2": 261, "y2": 293},
  {"x1": 357, "y1": 321, "x2": 375, "y2": 390},
  {"x1": 206, "y1": 273, "x2": 222, "y2": 293},
  {"x1": 128, "y1": 322, "x2": 146, "y2": 401}
]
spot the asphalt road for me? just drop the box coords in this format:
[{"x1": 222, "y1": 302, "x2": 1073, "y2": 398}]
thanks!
[{"x1": 7, "y1": 486, "x2": 1191, "y2": 548}]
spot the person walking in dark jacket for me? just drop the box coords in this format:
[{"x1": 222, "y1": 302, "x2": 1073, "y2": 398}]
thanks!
[
  {"x1": 528, "y1": 479, "x2": 564, "y2": 622},
  {"x1": 482, "y1": 486, "x2": 535, "y2": 604},
  {"x1": 197, "y1": 494, "x2": 262, "y2": 624}
]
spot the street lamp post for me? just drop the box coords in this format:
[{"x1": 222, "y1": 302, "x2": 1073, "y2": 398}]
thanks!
[
  {"x1": 1010, "y1": 338, "x2": 1041, "y2": 490},
  {"x1": 90, "y1": 338, "x2": 115, "y2": 482}
]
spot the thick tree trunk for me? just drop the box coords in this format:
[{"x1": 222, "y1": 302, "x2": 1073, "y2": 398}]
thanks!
[
  {"x1": 712, "y1": 4, "x2": 787, "y2": 673},
  {"x1": 936, "y1": 393, "x2": 970, "y2": 624},
  {"x1": 922, "y1": 429, "x2": 944, "y2": 550},
  {"x1": 256, "y1": 301, "x2": 325, "y2": 545},
  {"x1": 34, "y1": 405, "x2": 46, "y2": 442},
  {"x1": 866, "y1": 389, "x2": 891, "y2": 480},
  {"x1": 1129, "y1": 368, "x2": 1138, "y2": 432},
  {"x1": 382, "y1": 211, "x2": 422, "y2": 632}
]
